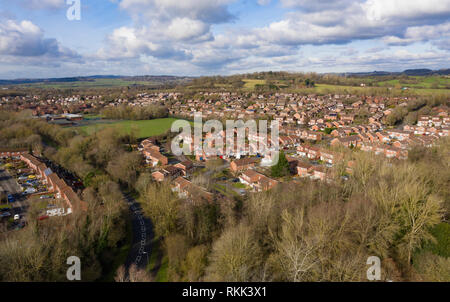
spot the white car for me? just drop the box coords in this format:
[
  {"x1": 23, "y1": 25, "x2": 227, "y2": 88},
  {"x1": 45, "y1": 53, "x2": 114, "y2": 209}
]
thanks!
[{"x1": 14, "y1": 214, "x2": 20, "y2": 221}]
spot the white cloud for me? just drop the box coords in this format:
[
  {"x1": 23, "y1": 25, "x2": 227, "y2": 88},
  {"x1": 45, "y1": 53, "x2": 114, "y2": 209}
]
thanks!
[
  {"x1": 2, "y1": 0, "x2": 449, "y2": 77},
  {"x1": 166, "y1": 18, "x2": 212, "y2": 42},
  {"x1": 119, "y1": 0, "x2": 235, "y2": 23},
  {"x1": 94, "y1": 0, "x2": 449, "y2": 74},
  {"x1": 0, "y1": 19, "x2": 79, "y2": 58},
  {"x1": 364, "y1": 0, "x2": 450, "y2": 21},
  {"x1": 96, "y1": 26, "x2": 192, "y2": 60},
  {"x1": 256, "y1": 0, "x2": 450, "y2": 46}
]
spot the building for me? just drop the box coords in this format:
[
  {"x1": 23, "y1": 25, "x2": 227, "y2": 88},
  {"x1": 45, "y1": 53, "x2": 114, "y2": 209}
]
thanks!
[
  {"x1": 230, "y1": 157, "x2": 258, "y2": 172},
  {"x1": 297, "y1": 161, "x2": 313, "y2": 177},
  {"x1": 239, "y1": 170, "x2": 278, "y2": 192},
  {"x1": 143, "y1": 149, "x2": 168, "y2": 166}
]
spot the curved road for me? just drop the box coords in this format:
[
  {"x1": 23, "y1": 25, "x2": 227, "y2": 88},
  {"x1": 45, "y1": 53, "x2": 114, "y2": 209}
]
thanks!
[{"x1": 122, "y1": 193, "x2": 153, "y2": 271}]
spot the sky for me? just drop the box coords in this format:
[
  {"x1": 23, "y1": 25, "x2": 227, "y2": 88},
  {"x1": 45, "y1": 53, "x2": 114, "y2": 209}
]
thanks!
[{"x1": 0, "y1": 0, "x2": 449, "y2": 79}]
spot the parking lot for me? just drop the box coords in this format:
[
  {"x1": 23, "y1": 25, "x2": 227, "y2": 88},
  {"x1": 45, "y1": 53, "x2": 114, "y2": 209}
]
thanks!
[
  {"x1": 0, "y1": 157, "x2": 54, "y2": 231},
  {"x1": 0, "y1": 165, "x2": 27, "y2": 230}
]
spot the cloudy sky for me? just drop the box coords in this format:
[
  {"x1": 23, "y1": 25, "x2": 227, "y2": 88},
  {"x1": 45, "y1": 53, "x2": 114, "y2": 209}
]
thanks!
[{"x1": 0, "y1": 0, "x2": 449, "y2": 79}]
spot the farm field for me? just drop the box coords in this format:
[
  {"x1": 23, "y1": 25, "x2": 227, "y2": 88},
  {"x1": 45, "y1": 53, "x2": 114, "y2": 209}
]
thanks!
[
  {"x1": 239, "y1": 76, "x2": 450, "y2": 96},
  {"x1": 374, "y1": 76, "x2": 450, "y2": 89},
  {"x1": 311, "y1": 83, "x2": 450, "y2": 96},
  {"x1": 74, "y1": 117, "x2": 188, "y2": 138},
  {"x1": 242, "y1": 79, "x2": 266, "y2": 90}
]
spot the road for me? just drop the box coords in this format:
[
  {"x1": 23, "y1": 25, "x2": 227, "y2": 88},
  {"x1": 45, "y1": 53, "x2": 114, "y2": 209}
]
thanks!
[{"x1": 122, "y1": 193, "x2": 154, "y2": 272}]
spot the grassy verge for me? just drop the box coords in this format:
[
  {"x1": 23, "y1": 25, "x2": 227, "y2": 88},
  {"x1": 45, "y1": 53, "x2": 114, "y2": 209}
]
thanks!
[
  {"x1": 155, "y1": 256, "x2": 169, "y2": 282},
  {"x1": 146, "y1": 238, "x2": 162, "y2": 272},
  {"x1": 0, "y1": 204, "x2": 12, "y2": 210},
  {"x1": 99, "y1": 212, "x2": 133, "y2": 282}
]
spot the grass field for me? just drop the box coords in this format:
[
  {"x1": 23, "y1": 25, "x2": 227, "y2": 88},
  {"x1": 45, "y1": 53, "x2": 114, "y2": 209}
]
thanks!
[
  {"x1": 311, "y1": 83, "x2": 450, "y2": 96},
  {"x1": 242, "y1": 79, "x2": 266, "y2": 90},
  {"x1": 375, "y1": 76, "x2": 450, "y2": 89},
  {"x1": 75, "y1": 117, "x2": 191, "y2": 139}
]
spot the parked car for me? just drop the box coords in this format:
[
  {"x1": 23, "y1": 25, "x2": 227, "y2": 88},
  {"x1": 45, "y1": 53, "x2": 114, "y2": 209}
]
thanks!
[
  {"x1": 23, "y1": 188, "x2": 37, "y2": 195},
  {"x1": 14, "y1": 214, "x2": 20, "y2": 221},
  {"x1": 37, "y1": 215, "x2": 49, "y2": 221},
  {"x1": 0, "y1": 212, "x2": 11, "y2": 218},
  {"x1": 40, "y1": 195, "x2": 52, "y2": 199}
]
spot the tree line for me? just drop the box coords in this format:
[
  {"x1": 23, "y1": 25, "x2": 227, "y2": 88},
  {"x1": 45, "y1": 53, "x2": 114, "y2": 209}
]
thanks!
[{"x1": 100, "y1": 104, "x2": 168, "y2": 120}]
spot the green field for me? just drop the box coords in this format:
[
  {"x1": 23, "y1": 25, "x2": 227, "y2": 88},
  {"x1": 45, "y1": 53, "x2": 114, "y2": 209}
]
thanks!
[
  {"x1": 242, "y1": 79, "x2": 266, "y2": 90},
  {"x1": 311, "y1": 83, "x2": 450, "y2": 96},
  {"x1": 375, "y1": 76, "x2": 450, "y2": 89},
  {"x1": 75, "y1": 118, "x2": 187, "y2": 138}
]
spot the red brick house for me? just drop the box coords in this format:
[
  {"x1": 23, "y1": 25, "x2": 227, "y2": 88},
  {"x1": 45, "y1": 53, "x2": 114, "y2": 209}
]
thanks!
[{"x1": 230, "y1": 157, "x2": 258, "y2": 173}]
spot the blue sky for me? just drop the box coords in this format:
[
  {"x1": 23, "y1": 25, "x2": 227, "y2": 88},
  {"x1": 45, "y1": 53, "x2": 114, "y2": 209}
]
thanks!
[{"x1": 0, "y1": 0, "x2": 449, "y2": 79}]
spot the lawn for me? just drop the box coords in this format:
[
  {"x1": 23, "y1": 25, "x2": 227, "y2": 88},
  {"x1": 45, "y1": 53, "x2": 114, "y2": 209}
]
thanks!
[
  {"x1": 75, "y1": 118, "x2": 189, "y2": 139},
  {"x1": 232, "y1": 182, "x2": 246, "y2": 189}
]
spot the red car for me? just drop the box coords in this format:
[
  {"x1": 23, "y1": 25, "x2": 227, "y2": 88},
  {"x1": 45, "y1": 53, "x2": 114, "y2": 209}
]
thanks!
[{"x1": 37, "y1": 215, "x2": 49, "y2": 221}]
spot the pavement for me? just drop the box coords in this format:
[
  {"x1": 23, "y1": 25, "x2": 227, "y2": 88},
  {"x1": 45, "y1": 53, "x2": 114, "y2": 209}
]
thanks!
[{"x1": 122, "y1": 193, "x2": 154, "y2": 272}]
